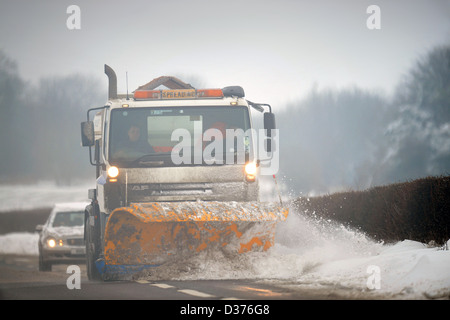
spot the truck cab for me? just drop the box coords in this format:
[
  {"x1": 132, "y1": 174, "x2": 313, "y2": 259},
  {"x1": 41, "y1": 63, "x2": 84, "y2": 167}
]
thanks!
[{"x1": 82, "y1": 68, "x2": 276, "y2": 216}]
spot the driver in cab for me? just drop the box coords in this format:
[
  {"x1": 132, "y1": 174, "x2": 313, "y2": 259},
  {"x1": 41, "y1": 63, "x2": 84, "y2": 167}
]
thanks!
[{"x1": 113, "y1": 125, "x2": 155, "y2": 160}]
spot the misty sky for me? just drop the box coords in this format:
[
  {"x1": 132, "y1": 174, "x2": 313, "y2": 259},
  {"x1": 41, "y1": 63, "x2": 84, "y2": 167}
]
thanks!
[{"x1": 1, "y1": 0, "x2": 449, "y2": 109}]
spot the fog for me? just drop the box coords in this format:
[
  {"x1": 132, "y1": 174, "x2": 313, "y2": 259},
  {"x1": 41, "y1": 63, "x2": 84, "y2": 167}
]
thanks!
[
  {"x1": 0, "y1": 1, "x2": 449, "y2": 193},
  {"x1": 277, "y1": 44, "x2": 450, "y2": 195},
  {"x1": 0, "y1": 53, "x2": 105, "y2": 184}
]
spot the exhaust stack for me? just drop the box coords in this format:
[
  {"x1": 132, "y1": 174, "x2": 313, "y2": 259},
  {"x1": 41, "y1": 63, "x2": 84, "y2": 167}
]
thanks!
[{"x1": 104, "y1": 64, "x2": 117, "y2": 100}]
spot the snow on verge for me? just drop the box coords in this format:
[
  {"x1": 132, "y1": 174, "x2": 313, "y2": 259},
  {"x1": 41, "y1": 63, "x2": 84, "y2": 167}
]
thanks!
[
  {"x1": 0, "y1": 232, "x2": 39, "y2": 255},
  {"x1": 273, "y1": 211, "x2": 450, "y2": 299}
]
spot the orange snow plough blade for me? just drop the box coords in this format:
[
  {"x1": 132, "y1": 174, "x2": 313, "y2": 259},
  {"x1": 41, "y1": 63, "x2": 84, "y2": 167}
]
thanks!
[{"x1": 101, "y1": 201, "x2": 288, "y2": 275}]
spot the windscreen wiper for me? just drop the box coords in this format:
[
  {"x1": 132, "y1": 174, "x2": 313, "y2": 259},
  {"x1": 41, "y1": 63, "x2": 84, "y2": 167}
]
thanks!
[
  {"x1": 130, "y1": 154, "x2": 165, "y2": 167},
  {"x1": 138, "y1": 160, "x2": 165, "y2": 167}
]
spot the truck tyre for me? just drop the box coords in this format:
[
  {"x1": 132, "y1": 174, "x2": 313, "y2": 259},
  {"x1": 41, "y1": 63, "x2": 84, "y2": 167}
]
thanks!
[{"x1": 85, "y1": 217, "x2": 102, "y2": 281}]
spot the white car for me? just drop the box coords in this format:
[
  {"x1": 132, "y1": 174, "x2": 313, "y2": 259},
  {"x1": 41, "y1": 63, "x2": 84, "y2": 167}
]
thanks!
[{"x1": 36, "y1": 202, "x2": 88, "y2": 271}]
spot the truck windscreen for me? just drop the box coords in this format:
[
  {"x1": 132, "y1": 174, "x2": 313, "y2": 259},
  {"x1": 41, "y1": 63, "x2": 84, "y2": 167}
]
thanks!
[{"x1": 109, "y1": 106, "x2": 253, "y2": 167}]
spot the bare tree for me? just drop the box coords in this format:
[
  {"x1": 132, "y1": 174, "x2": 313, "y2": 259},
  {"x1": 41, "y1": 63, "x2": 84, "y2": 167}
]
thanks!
[
  {"x1": 0, "y1": 50, "x2": 105, "y2": 184},
  {"x1": 0, "y1": 51, "x2": 29, "y2": 181},
  {"x1": 383, "y1": 44, "x2": 450, "y2": 182}
]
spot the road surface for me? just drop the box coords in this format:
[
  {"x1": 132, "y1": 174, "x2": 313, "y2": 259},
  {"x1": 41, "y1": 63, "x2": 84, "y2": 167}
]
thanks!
[
  {"x1": 0, "y1": 254, "x2": 343, "y2": 301},
  {"x1": 0, "y1": 256, "x2": 439, "y2": 320},
  {"x1": 3, "y1": 254, "x2": 371, "y2": 318}
]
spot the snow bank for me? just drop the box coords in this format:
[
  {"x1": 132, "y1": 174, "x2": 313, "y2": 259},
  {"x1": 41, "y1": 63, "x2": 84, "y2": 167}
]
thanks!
[
  {"x1": 272, "y1": 212, "x2": 450, "y2": 299},
  {"x1": 373, "y1": 240, "x2": 450, "y2": 298},
  {"x1": 294, "y1": 239, "x2": 450, "y2": 299},
  {"x1": 0, "y1": 232, "x2": 39, "y2": 255}
]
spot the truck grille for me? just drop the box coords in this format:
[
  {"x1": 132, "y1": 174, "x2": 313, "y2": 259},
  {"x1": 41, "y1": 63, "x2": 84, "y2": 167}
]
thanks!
[
  {"x1": 128, "y1": 183, "x2": 213, "y2": 196},
  {"x1": 123, "y1": 181, "x2": 254, "y2": 202}
]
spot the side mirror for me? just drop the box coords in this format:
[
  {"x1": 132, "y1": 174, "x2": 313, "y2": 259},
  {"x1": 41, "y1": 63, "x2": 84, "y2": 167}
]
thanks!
[
  {"x1": 81, "y1": 121, "x2": 95, "y2": 147},
  {"x1": 263, "y1": 112, "x2": 276, "y2": 153},
  {"x1": 35, "y1": 225, "x2": 43, "y2": 232},
  {"x1": 263, "y1": 112, "x2": 276, "y2": 131}
]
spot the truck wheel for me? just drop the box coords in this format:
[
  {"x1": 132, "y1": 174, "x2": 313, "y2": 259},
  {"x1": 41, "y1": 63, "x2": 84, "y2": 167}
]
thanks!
[{"x1": 86, "y1": 218, "x2": 102, "y2": 281}]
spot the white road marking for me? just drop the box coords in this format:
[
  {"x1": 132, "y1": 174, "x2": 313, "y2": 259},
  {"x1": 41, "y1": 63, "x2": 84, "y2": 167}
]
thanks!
[
  {"x1": 177, "y1": 289, "x2": 216, "y2": 298},
  {"x1": 137, "y1": 281, "x2": 237, "y2": 299},
  {"x1": 151, "y1": 283, "x2": 175, "y2": 289},
  {"x1": 135, "y1": 280, "x2": 150, "y2": 284}
]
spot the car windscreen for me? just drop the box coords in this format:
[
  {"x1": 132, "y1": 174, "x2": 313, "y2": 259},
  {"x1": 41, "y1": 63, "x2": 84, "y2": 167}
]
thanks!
[{"x1": 52, "y1": 212, "x2": 84, "y2": 227}]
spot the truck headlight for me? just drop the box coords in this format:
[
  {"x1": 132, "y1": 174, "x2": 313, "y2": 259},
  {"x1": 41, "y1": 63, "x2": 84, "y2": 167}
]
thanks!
[
  {"x1": 245, "y1": 162, "x2": 257, "y2": 182},
  {"x1": 107, "y1": 166, "x2": 119, "y2": 178},
  {"x1": 245, "y1": 162, "x2": 257, "y2": 175}
]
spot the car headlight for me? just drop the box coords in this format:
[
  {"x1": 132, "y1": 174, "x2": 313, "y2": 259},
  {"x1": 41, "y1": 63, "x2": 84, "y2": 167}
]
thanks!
[
  {"x1": 46, "y1": 238, "x2": 63, "y2": 248},
  {"x1": 47, "y1": 238, "x2": 56, "y2": 248}
]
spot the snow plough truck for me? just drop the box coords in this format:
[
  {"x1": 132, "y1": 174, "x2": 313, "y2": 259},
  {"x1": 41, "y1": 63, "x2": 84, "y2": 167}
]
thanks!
[{"x1": 80, "y1": 65, "x2": 289, "y2": 280}]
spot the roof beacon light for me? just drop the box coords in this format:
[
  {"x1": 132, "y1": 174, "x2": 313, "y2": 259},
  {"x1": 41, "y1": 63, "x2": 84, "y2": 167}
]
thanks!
[
  {"x1": 196, "y1": 89, "x2": 223, "y2": 98},
  {"x1": 134, "y1": 89, "x2": 223, "y2": 100}
]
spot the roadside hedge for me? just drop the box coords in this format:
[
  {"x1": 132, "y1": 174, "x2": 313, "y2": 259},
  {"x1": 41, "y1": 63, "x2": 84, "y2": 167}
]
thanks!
[{"x1": 293, "y1": 176, "x2": 450, "y2": 244}]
